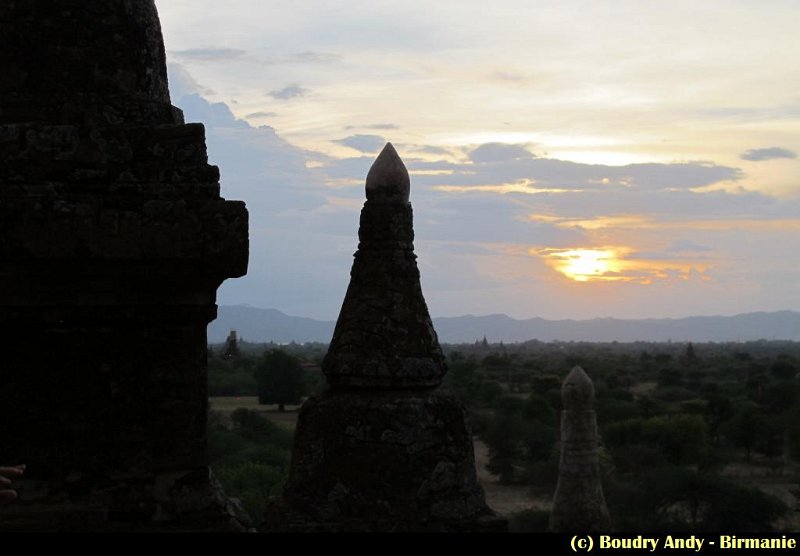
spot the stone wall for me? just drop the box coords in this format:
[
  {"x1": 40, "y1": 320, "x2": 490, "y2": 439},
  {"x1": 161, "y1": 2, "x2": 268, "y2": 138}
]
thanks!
[{"x1": 0, "y1": 0, "x2": 249, "y2": 531}]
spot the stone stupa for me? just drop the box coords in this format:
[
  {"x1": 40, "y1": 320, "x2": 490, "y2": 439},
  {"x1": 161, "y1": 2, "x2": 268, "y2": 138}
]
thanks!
[
  {"x1": 550, "y1": 366, "x2": 611, "y2": 531},
  {"x1": 266, "y1": 144, "x2": 504, "y2": 532}
]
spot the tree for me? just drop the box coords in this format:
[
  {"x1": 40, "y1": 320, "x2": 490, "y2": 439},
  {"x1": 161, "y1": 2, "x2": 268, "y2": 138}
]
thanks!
[
  {"x1": 642, "y1": 414, "x2": 708, "y2": 466},
  {"x1": 607, "y1": 465, "x2": 787, "y2": 531},
  {"x1": 443, "y1": 358, "x2": 479, "y2": 398},
  {"x1": 704, "y1": 393, "x2": 735, "y2": 441},
  {"x1": 605, "y1": 414, "x2": 708, "y2": 467},
  {"x1": 254, "y1": 349, "x2": 306, "y2": 411},
  {"x1": 726, "y1": 404, "x2": 767, "y2": 461},
  {"x1": 770, "y1": 357, "x2": 797, "y2": 380},
  {"x1": 484, "y1": 411, "x2": 524, "y2": 483}
]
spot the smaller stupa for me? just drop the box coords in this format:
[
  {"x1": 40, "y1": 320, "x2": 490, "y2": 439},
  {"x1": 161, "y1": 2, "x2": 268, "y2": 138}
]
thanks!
[{"x1": 550, "y1": 366, "x2": 611, "y2": 531}]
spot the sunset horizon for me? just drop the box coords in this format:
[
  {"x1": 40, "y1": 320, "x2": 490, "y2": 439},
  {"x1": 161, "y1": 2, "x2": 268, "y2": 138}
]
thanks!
[{"x1": 157, "y1": 0, "x2": 800, "y2": 322}]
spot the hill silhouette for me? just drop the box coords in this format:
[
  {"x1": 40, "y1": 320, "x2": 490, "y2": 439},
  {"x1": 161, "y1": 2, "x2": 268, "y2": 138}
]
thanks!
[{"x1": 209, "y1": 305, "x2": 800, "y2": 344}]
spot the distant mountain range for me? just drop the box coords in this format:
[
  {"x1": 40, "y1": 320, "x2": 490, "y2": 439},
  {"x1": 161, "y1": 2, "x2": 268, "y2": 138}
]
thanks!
[{"x1": 209, "y1": 305, "x2": 800, "y2": 344}]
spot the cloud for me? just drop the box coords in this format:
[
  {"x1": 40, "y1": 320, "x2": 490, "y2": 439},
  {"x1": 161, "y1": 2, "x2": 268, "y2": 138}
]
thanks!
[
  {"x1": 331, "y1": 144, "x2": 743, "y2": 193},
  {"x1": 345, "y1": 123, "x2": 400, "y2": 131},
  {"x1": 740, "y1": 147, "x2": 797, "y2": 161},
  {"x1": 333, "y1": 134, "x2": 386, "y2": 153},
  {"x1": 267, "y1": 84, "x2": 309, "y2": 100},
  {"x1": 167, "y1": 63, "x2": 214, "y2": 98},
  {"x1": 491, "y1": 70, "x2": 529, "y2": 83},
  {"x1": 246, "y1": 111, "x2": 279, "y2": 119},
  {"x1": 168, "y1": 87, "x2": 357, "y2": 319},
  {"x1": 287, "y1": 51, "x2": 342, "y2": 64},
  {"x1": 174, "y1": 94, "x2": 250, "y2": 129},
  {"x1": 171, "y1": 48, "x2": 247, "y2": 61},
  {"x1": 164, "y1": 66, "x2": 800, "y2": 322},
  {"x1": 356, "y1": 142, "x2": 741, "y2": 193},
  {"x1": 522, "y1": 188, "x2": 778, "y2": 223},
  {"x1": 668, "y1": 239, "x2": 713, "y2": 252},
  {"x1": 415, "y1": 145, "x2": 452, "y2": 156},
  {"x1": 171, "y1": 48, "x2": 341, "y2": 71},
  {"x1": 317, "y1": 144, "x2": 762, "y2": 236},
  {"x1": 469, "y1": 143, "x2": 535, "y2": 163},
  {"x1": 693, "y1": 105, "x2": 800, "y2": 123},
  {"x1": 169, "y1": 85, "x2": 326, "y2": 215},
  {"x1": 619, "y1": 162, "x2": 742, "y2": 190}
]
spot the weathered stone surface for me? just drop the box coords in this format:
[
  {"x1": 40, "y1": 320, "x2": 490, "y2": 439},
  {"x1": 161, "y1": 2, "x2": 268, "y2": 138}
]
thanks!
[
  {"x1": 324, "y1": 144, "x2": 445, "y2": 389},
  {"x1": 0, "y1": 0, "x2": 249, "y2": 532},
  {"x1": 550, "y1": 366, "x2": 611, "y2": 531},
  {"x1": 0, "y1": 467, "x2": 253, "y2": 532},
  {"x1": 272, "y1": 145, "x2": 503, "y2": 532},
  {"x1": 268, "y1": 390, "x2": 501, "y2": 532},
  {"x1": 0, "y1": 0, "x2": 175, "y2": 126},
  {"x1": 562, "y1": 363, "x2": 595, "y2": 410}
]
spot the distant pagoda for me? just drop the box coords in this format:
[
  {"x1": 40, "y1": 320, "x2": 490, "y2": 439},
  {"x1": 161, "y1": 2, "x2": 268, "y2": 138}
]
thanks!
[{"x1": 224, "y1": 329, "x2": 241, "y2": 358}]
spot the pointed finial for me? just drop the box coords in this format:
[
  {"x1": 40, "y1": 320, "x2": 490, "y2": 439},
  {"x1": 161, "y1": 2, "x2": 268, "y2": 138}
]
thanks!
[
  {"x1": 562, "y1": 366, "x2": 595, "y2": 410},
  {"x1": 365, "y1": 143, "x2": 410, "y2": 202}
]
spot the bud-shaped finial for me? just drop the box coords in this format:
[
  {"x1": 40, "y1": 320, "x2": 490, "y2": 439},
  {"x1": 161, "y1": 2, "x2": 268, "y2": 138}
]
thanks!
[
  {"x1": 562, "y1": 366, "x2": 595, "y2": 410},
  {"x1": 365, "y1": 143, "x2": 410, "y2": 202}
]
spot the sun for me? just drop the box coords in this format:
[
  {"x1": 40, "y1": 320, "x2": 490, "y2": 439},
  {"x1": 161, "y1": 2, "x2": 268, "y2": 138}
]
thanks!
[
  {"x1": 536, "y1": 246, "x2": 713, "y2": 284},
  {"x1": 548, "y1": 249, "x2": 620, "y2": 282}
]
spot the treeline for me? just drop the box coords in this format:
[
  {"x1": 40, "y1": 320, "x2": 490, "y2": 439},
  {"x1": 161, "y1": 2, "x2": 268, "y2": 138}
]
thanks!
[
  {"x1": 208, "y1": 408, "x2": 293, "y2": 521},
  {"x1": 207, "y1": 342, "x2": 325, "y2": 398},
  {"x1": 207, "y1": 345, "x2": 324, "y2": 523},
  {"x1": 206, "y1": 339, "x2": 800, "y2": 530},
  {"x1": 440, "y1": 340, "x2": 800, "y2": 530}
]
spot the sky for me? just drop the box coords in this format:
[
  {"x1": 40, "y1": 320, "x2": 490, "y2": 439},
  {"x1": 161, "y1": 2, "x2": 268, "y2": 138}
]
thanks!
[{"x1": 156, "y1": 0, "x2": 800, "y2": 321}]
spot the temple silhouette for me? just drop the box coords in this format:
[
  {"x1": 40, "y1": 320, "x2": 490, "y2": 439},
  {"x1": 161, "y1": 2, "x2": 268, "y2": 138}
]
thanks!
[
  {"x1": 266, "y1": 144, "x2": 504, "y2": 531},
  {"x1": 0, "y1": 0, "x2": 249, "y2": 531},
  {"x1": 0, "y1": 1, "x2": 609, "y2": 533}
]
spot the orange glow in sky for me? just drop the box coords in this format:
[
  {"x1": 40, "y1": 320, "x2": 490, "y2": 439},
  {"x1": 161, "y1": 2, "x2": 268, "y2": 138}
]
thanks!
[
  {"x1": 536, "y1": 247, "x2": 711, "y2": 284},
  {"x1": 543, "y1": 248, "x2": 623, "y2": 282}
]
